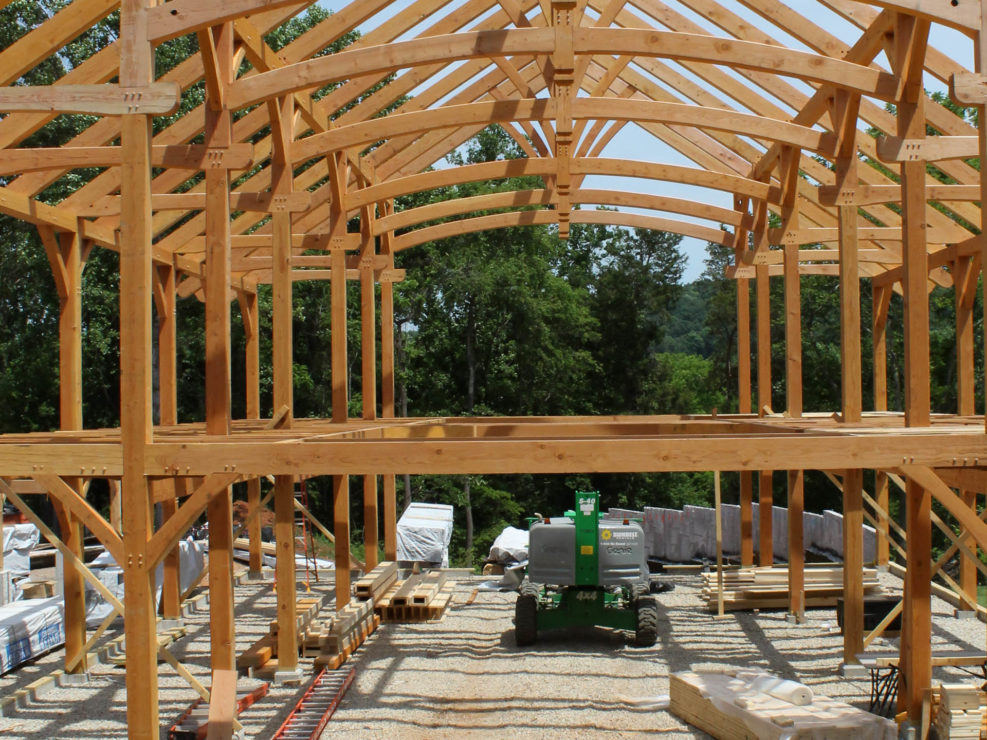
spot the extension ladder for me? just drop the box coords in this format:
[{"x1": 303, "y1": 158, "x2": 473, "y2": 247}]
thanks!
[{"x1": 271, "y1": 666, "x2": 355, "y2": 739}]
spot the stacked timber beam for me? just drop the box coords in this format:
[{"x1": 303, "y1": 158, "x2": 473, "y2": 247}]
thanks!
[
  {"x1": 701, "y1": 566, "x2": 880, "y2": 611},
  {"x1": 237, "y1": 596, "x2": 324, "y2": 674},
  {"x1": 312, "y1": 599, "x2": 378, "y2": 670},
  {"x1": 933, "y1": 684, "x2": 986, "y2": 740},
  {"x1": 374, "y1": 570, "x2": 455, "y2": 623}
]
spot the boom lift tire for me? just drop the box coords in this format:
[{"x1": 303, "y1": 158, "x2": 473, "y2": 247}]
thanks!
[
  {"x1": 635, "y1": 595, "x2": 658, "y2": 647},
  {"x1": 515, "y1": 581, "x2": 540, "y2": 646}
]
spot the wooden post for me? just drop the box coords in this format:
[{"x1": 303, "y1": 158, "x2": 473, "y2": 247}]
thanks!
[
  {"x1": 756, "y1": 261, "x2": 773, "y2": 566},
  {"x1": 787, "y1": 469, "x2": 805, "y2": 621},
  {"x1": 207, "y1": 482, "x2": 235, "y2": 684},
  {"x1": 41, "y1": 225, "x2": 88, "y2": 673},
  {"x1": 200, "y1": 20, "x2": 237, "y2": 715},
  {"x1": 334, "y1": 474, "x2": 351, "y2": 612},
  {"x1": 737, "y1": 271, "x2": 754, "y2": 568},
  {"x1": 268, "y1": 92, "x2": 299, "y2": 677},
  {"x1": 274, "y1": 475, "x2": 298, "y2": 672},
  {"x1": 153, "y1": 264, "x2": 181, "y2": 621},
  {"x1": 781, "y1": 144, "x2": 804, "y2": 620},
  {"x1": 380, "y1": 256, "x2": 398, "y2": 561},
  {"x1": 119, "y1": 1, "x2": 159, "y2": 735},
  {"x1": 843, "y1": 469, "x2": 865, "y2": 663},
  {"x1": 955, "y1": 254, "x2": 978, "y2": 604},
  {"x1": 714, "y1": 470, "x2": 724, "y2": 618},
  {"x1": 361, "y1": 208, "x2": 378, "y2": 569},
  {"x1": 894, "y1": 14, "x2": 932, "y2": 722},
  {"x1": 836, "y1": 94, "x2": 864, "y2": 663},
  {"x1": 330, "y1": 153, "x2": 352, "y2": 608},
  {"x1": 238, "y1": 292, "x2": 263, "y2": 577},
  {"x1": 873, "y1": 284, "x2": 891, "y2": 567}
]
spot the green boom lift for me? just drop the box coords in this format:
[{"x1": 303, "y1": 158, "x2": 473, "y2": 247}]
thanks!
[{"x1": 515, "y1": 491, "x2": 658, "y2": 647}]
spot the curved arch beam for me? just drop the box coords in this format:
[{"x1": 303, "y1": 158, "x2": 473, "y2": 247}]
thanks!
[
  {"x1": 293, "y1": 98, "x2": 835, "y2": 162},
  {"x1": 229, "y1": 28, "x2": 897, "y2": 111},
  {"x1": 391, "y1": 208, "x2": 733, "y2": 251},
  {"x1": 230, "y1": 29, "x2": 555, "y2": 110},
  {"x1": 573, "y1": 29, "x2": 897, "y2": 100},
  {"x1": 348, "y1": 158, "x2": 773, "y2": 211},
  {"x1": 374, "y1": 188, "x2": 744, "y2": 235}
]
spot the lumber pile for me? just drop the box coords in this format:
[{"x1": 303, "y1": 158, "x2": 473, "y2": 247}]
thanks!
[
  {"x1": 237, "y1": 595, "x2": 324, "y2": 671},
  {"x1": 233, "y1": 537, "x2": 277, "y2": 557},
  {"x1": 933, "y1": 684, "x2": 986, "y2": 740},
  {"x1": 355, "y1": 561, "x2": 398, "y2": 602},
  {"x1": 374, "y1": 571, "x2": 454, "y2": 623},
  {"x1": 700, "y1": 566, "x2": 881, "y2": 611},
  {"x1": 313, "y1": 599, "x2": 378, "y2": 670},
  {"x1": 669, "y1": 670, "x2": 895, "y2": 740}
]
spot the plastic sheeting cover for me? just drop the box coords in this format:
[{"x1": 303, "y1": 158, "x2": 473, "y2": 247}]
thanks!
[
  {"x1": 0, "y1": 596, "x2": 64, "y2": 675},
  {"x1": 3, "y1": 523, "x2": 39, "y2": 577},
  {"x1": 488, "y1": 526, "x2": 529, "y2": 565},
  {"x1": 396, "y1": 503, "x2": 454, "y2": 566},
  {"x1": 79, "y1": 538, "x2": 206, "y2": 627},
  {"x1": 679, "y1": 670, "x2": 895, "y2": 740}
]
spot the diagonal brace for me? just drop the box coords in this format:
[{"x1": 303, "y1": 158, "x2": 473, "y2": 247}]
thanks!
[{"x1": 147, "y1": 473, "x2": 239, "y2": 570}]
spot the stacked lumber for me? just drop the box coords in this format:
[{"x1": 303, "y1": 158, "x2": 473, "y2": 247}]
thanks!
[
  {"x1": 237, "y1": 595, "x2": 324, "y2": 671},
  {"x1": 355, "y1": 561, "x2": 398, "y2": 602},
  {"x1": 107, "y1": 622, "x2": 187, "y2": 666},
  {"x1": 374, "y1": 572, "x2": 455, "y2": 623},
  {"x1": 313, "y1": 599, "x2": 379, "y2": 670},
  {"x1": 701, "y1": 566, "x2": 881, "y2": 611},
  {"x1": 233, "y1": 537, "x2": 277, "y2": 557},
  {"x1": 669, "y1": 670, "x2": 895, "y2": 740},
  {"x1": 934, "y1": 684, "x2": 986, "y2": 740}
]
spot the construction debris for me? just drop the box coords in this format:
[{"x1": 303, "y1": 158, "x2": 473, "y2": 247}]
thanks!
[
  {"x1": 669, "y1": 670, "x2": 895, "y2": 740},
  {"x1": 700, "y1": 566, "x2": 881, "y2": 611},
  {"x1": 933, "y1": 684, "x2": 986, "y2": 740}
]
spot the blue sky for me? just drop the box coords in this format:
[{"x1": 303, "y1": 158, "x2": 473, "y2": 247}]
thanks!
[{"x1": 316, "y1": 0, "x2": 974, "y2": 282}]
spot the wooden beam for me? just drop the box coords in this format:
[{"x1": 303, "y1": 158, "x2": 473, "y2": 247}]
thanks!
[
  {"x1": 148, "y1": 0, "x2": 311, "y2": 44},
  {"x1": 145, "y1": 473, "x2": 239, "y2": 569},
  {"x1": 876, "y1": 134, "x2": 978, "y2": 162},
  {"x1": 34, "y1": 474, "x2": 124, "y2": 564},
  {"x1": 817, "y1": 183, "x2": 979, "y2": 205},
  {"x1": 0, "y1": 144, "x2": 253, "y2": 175},
  {"x1": 0, "y1": 83, "x2": 180, "y2": 115}
]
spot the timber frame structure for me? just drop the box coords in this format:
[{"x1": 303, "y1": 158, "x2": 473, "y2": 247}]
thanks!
[{"x1": 3, "y1": 0, "x2": 987, "y2": 736}]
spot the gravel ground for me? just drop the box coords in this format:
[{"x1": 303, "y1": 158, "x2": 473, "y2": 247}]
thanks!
[{"x1": 0, "y1": 568, "x2": 984, "y2": 739}]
